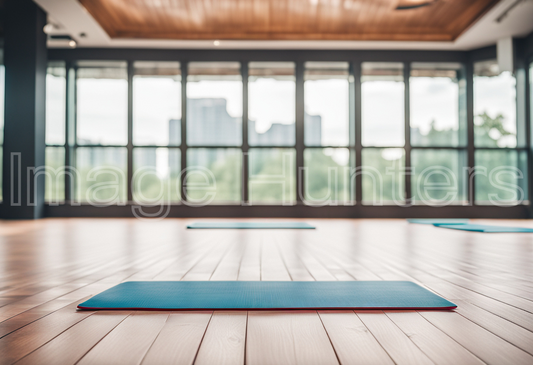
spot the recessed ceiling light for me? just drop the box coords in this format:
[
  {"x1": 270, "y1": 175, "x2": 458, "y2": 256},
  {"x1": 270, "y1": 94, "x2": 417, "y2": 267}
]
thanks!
[
  {"x1": 213, "y1": 40, "x2": 221, "y2": 46},
  {"x1": 68, "y1": 40, "x2": 77, "y2": 48}
]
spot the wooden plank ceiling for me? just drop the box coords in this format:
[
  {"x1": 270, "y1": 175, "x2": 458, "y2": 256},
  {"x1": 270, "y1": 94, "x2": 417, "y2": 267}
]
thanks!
[{"x1": 78, "y1": 0, "x2": 501, "y2": 41}]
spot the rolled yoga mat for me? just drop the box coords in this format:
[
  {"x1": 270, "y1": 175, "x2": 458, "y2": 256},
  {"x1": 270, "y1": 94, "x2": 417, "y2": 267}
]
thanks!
[
  {"x1": 435, "y1": 224, "x2": 533, "y2": 233},
  {"x1": 407, "y1": 219, "x2": 469, "y2": 225},
  {"x1": 187, "y1": 222, "x2": 315, "y2": 229},
  {"x1": 77, "y1": 281, "x2": 456, "y2": 310}
]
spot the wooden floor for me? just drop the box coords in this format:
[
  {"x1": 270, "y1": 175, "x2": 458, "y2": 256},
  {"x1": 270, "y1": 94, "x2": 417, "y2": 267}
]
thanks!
[{"x1": 1, "y1": 218, "x2": 533, "y2": 364}]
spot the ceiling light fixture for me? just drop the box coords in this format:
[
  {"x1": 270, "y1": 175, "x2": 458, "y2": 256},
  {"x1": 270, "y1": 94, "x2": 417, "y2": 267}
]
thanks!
[
  {"x1": 396, "y1": 0, "x2": 436, "y2": 10},
  {"x1": 43, "y1": 24, "x2": 56, "y2": 34},
  {"x1": 68, "y1": 40, "x2": 77, "y2": 48},
  {"x1": 213, "y1": 40, "x2": 221, "y2": 46}
]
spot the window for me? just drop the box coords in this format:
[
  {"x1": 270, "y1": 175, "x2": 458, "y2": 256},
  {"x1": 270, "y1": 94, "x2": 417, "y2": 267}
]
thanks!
[
  {"x1": 474, "y1": 60, "x2": 516, "y2": 148},
  {"x1": 132, "y1": 62, "x2": 182, "y2": 204},
  {"x1": 133, "y1": 148, "x2": 181, "y2": 203},
  {"x1": 304, "y1": 62, "x2": 350, "y2": 146},
  {"x1": 412, "y1": 150, "x2": 467, "y2": 205},
  {"x1": 40, "y1": 55, "x2": 529, "y2": 213},
  {"x1": 362, "y1": 148, "x2": 405, "y2": 204},
  {"x1": 304, "y1": 148, "x2": 353, "y2": 204},
  {"x1": 133, "y1": 62, "x2": 181, "y2": 146},
  {"x1": 409, "y1": 63, "x2": 467, "y2": 205},
  {"x1": 249, "y1": 148, "x2": 295, "y2": 204},
  {"x1": 187, "y1": 62, "x2": 242, "y2": 146},
  {"x1": 473, "y1": 60, "x2": 526, "y2": 205},
  {"x1": 475, "y1": 150, "x2": 528, "y2": 205},
  {"x1": 76, "y1": 61, "x2": 128, "y2": 146},
  {"x1": 362, "y1": 62, "x2": 404, "y2": 147},
  {"x1": 76, "y1": 147, "x2": 127, "y2": 203},
  {"x1": 249, "y1": 62, "x2": 295, "y2": 146},
  {"x1": 45, "y1": 62, "x2": 67, "y2": 203},
  {"x1": 187, "y1": 148, "x2": 242, "y2": 204},
  {"x1": 75, "y1": 61, "x2": 128, "y2": 203},
  {"x1": 410, "y1": 63, "x2": 464, "y2": 147}
]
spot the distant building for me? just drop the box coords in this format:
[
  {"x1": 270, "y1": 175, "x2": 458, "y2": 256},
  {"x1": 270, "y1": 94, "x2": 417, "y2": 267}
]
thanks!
[
  {"x1": 186, "y1": 98, "x2": 241, "y2": 146},
  {"x1": 248, "y1": 113, "x2": 322, "y2": 146},
  {"x1": 304, "y1": 113, "x2": 322, "y2": 145}
]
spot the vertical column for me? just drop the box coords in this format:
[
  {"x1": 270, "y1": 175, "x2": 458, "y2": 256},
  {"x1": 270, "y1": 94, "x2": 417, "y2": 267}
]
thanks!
[
  {"x1": 180, "y1": 62, "x2": 188, "y2": 202},
  {"x1": 295, "y1": 61, "x2": 305, "y2": 204},
  {"x1": 2, "y1": 0, "x2": 48, "y2": 219},
  {"x1": 242, "y1": 62, "x2": 250, "y2": 205},
  {"x1": 403, "y1": 62, "x2": 412, "y2": 205},
  {"x1": 353, "y1": 62, "x2": 363, "y2": 205}
]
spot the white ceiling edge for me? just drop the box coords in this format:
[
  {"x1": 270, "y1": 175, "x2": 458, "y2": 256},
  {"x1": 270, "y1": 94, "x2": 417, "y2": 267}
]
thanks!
[{"x1": 34, "y1": 0, "x2": 533, "y2": 51}]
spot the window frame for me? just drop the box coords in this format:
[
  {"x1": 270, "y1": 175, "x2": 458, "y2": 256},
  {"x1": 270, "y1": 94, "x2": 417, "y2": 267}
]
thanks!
[{"x1": 40, "y1": 48, "x2": 531, "y2": 218}]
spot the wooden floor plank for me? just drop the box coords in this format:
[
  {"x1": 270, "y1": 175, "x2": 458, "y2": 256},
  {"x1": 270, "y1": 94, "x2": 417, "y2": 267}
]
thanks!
[
  {"x1": 0, "y1": 299, "x2": 94, "y2": 365},
  {"x1": 318, "y1": 310, "x2": 395, "y2": 365},
  {"x1": 246, "y1": 311, "x2": 339, "y2": 365},
  {"x1": 194, "y1": 311, "x2": 247, "y2": 365},
  {"x1": 141, "y1": 312, "x2": 212, "y2": 365},
  {"x1": 14, "y1": 312, "x2": 130, "y2": 365},
  {"x1": 420, "y1": 311, "x2": 533, "y2": 365},
  {"x1": 76, "y1": 312, "x2": 169, "y2": 365},
  {"x1": 357, "y1": 311, "x2": 435, "y2": 365},
  {"x1": 453, "y1": 300, "x2": 533, "y2": 356},
  {"x1": 385, "y1": 311, "x2": 484, "y2": 365}
]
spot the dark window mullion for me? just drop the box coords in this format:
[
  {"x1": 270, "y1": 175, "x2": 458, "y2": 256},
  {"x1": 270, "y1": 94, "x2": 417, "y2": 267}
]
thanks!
[
  {"x1": 242, "y1": 62, "x2": 249, "y2": 205},
  {"x1": 126, "y1": 61, "x2": 134, "y2": 203},
  {"x1": 295, "y1": 61, "x2": 305, "y2": 204},
  {"x1": 404, "y1": 62, "x2": 412, "y2": 205},
  {"x1": 180, "y1": 62, "x2": 188, "y2": 202},
  {"x1": 353, "y1": 61, "x2": 363, "y2": 205},
  {"x1": 466, "y1": 61, "x2": 476, "y2": 205}
]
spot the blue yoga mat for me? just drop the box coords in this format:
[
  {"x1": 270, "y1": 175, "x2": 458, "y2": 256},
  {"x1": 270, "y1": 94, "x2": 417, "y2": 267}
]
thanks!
[
  {"x1": 77, "y1": 281, "x2": 456, "y2": 310},
  {"x1": 187, "y1": 222, "x2": 315, "y2": 229},
  {"x1": 435, "y1": 224, "x2": 533, "y2": 233},
  {"x1": 407, "y1": 219, "x2": 469, "y2": 225}
]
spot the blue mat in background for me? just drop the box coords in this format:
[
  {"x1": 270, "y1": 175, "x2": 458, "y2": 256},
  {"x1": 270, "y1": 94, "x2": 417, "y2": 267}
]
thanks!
[
  {"x1": 407, "y1": 219, "x2": 469, "y2": 225},
  {"x1": 435, "y1": 224, "x2": 533, "y2": 233},
  {"x1": 77, "y1": 281, "x2": 456, "y2": 310},
  {"x1": 187, "y1": 222, "x2": 315, "y2": 229}
]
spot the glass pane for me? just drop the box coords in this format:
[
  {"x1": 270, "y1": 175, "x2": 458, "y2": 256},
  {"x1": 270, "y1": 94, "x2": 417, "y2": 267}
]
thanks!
[
  {"x1": 411, "y1": 149, "x2": 466, "y2": 205},
  {"x1": 475, "y1": 150, "x2": 528, "y2": 205},
  {"x1": 362, "y1": 62, "x2": 404, "y2": 147},
  {"x1": 362, "y1": 148, "x2": 405, "y2": 204},
  {"x1": 249, "y1": 62, "x2": 295, "y2": 146},
  {"x1": 304, "y1": 62, "x2": 349, "y2": 146},
  {"x1": 410, "y1": 63, "x2": 462, "y2": 147},
  {"x1": 249, "y1": 148, "x2": 296, "y2": 204},
  {"x1": 76, "y1": 61, "x2": 128, "y2": 145},
  {"x1": 133, "y1": 148, "x2": 181, "y2": 203},
  {"x1": 46, "y1": 62, "x2": 66, "y2": 145},
  {"x1": 45, "y1": 147, "x2": 65, "y2": 203},
  {"x1": 474, "y1": 60, "x2": 516, "y2": 147},
  {"x1": 304, "y1": 148, "x2": 352, "y2": 204},
  {"x1": 76, "y1": 147, "x2": 127, "y2": 203},
  {"x1": 186, "y1": 148, "x2": 241, "y2": 204},
  {"x1": 187, "y1": 62, "x2": 242, "y2": 146},
  {"x1": 133, "y1": 62, "x2": 181, "y2": 146}
]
